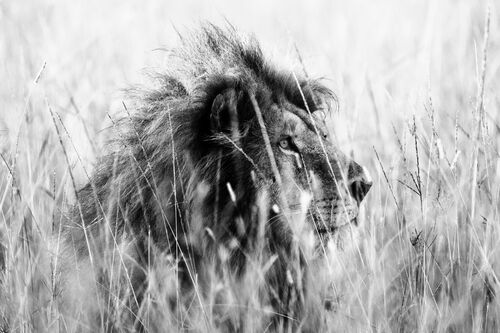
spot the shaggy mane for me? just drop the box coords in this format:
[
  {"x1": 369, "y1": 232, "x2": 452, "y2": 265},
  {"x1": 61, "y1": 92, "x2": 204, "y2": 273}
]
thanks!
[{"x1": 70, "y1": 24, "x2": 337, "y2": 331}]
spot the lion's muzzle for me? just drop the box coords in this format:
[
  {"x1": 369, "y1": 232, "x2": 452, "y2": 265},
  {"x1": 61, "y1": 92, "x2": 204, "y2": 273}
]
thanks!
[
  {"x1": 312, "y1": 199, "x2": 359, "y2": 234},
  {"x1": 311, "y1": 162, "x2": 372, "y2": 237}
]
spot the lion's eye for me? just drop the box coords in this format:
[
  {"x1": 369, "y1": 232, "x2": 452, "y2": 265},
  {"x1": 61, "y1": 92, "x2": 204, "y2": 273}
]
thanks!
[{"x1": 278, "y1": 138, "x2": 292, "y2": 150}]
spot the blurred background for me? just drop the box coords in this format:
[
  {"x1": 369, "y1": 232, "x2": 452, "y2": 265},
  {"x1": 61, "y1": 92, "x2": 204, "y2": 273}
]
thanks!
[{"x1": 2, "y1": 0, "x2": 500, "y2": 331}]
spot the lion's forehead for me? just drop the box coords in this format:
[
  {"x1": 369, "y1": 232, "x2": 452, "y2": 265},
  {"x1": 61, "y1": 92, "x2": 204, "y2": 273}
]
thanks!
[{"x1": 282, "y1": 110, "x2": 307, "y2": 135}]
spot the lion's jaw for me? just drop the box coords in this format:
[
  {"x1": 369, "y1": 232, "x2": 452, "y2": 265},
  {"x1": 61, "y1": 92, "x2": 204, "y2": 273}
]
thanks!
[{"x1": 285, "y1": 183, "x2": 362, "y2": 253}]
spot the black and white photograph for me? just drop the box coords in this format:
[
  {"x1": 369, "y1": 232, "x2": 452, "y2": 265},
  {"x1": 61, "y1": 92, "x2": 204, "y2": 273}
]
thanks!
[{"x1": 1, "y1": 0, "x2": 499, "y2": 332}]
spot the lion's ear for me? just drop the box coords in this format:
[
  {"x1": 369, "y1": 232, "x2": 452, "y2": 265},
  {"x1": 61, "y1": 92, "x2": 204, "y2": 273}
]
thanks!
[{"x1": 210, "y1": 89, "x2": 239, "y2": 133}]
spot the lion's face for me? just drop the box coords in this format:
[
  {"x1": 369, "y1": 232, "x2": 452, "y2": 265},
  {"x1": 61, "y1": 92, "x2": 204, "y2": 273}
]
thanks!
[
  {"x1": 256, "y1": 99, "x2": 372, "y2": 249},
  {"x1": 207, "y1": 76, "x2": 370, "y2": 251}
]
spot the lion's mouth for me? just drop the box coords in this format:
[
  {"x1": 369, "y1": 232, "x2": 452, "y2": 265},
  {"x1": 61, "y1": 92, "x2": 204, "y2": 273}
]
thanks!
[{"x1": 310, "y1": 200, "x2": 359, "y2": 236}]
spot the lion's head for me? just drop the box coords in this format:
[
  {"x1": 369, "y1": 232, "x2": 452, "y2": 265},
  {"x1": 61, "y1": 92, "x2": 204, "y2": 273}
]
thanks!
[
  {"x1": 163, "y1": 27, "x2": 373, "y2": 256},
  {"x1": 195, "y1": 79, "x2": 372, "y2": 254}
]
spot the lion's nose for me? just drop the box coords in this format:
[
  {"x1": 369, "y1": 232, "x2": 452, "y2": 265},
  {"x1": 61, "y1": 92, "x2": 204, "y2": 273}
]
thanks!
[{"x1": 348, "y1": 163, "x2": 372, "y2": 204}]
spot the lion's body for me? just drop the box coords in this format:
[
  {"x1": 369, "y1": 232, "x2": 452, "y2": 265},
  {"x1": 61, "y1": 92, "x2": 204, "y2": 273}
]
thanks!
[{"x1": 61, "y1": 25, "x2": 371, "y2": 332}]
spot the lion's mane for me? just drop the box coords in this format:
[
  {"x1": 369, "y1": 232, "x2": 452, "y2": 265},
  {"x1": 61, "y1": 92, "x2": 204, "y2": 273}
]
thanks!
[{"x1": 69, "y1": 25, "x2": 330, "y2": 331}]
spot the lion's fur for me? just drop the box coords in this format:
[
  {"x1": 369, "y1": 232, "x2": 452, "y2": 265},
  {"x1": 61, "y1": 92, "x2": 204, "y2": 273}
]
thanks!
[{"x1": 62, "y1": 24, "x2": 367, "y2": 332}]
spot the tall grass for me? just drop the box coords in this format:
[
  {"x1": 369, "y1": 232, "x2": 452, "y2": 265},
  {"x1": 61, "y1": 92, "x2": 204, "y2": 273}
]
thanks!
[{"x1": 1, "y1": 0, "x2": 500, "y2": 331}]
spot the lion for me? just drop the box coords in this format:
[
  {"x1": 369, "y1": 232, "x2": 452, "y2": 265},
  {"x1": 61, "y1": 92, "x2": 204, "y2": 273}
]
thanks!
[{"x1": 60, "y1": 25, "x2": 372, "y2": 332}]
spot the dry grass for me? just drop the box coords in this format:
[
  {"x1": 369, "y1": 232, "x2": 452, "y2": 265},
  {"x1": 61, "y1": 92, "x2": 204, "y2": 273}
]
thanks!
[{"x1": 1, "y1": 0, "x2": 500, "y2": 332}]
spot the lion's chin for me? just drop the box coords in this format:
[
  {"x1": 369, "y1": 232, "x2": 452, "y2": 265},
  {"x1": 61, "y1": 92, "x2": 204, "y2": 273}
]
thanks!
[
  {"x1": 298, "y1": 208, "x2": 361, "y2": 256},
  {"x1": 314, "y1": 221, "x2": 361, "y2": 255}
]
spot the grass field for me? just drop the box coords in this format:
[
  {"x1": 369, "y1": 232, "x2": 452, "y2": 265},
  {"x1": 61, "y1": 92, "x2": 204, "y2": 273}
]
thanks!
[{"x1": 1, "y1": 0, "x2": 500, "y2": 332}]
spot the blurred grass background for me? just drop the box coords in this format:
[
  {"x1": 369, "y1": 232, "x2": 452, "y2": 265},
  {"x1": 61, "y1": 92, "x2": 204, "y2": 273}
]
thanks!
[{"x1": 1, "y1": 0, "x2": 500, "y2": 331}]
